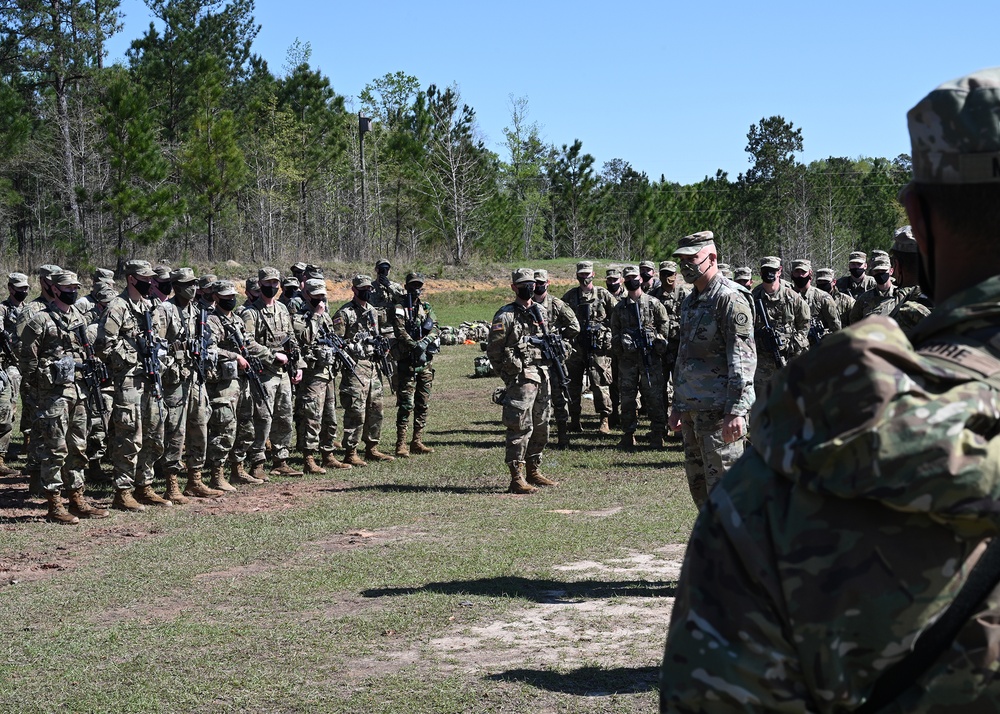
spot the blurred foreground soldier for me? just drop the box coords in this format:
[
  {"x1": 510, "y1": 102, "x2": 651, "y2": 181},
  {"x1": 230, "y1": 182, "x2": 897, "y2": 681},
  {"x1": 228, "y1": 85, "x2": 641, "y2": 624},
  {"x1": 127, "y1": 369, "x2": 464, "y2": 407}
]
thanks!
[
  {"x1": 0, "y1": 272, "x2": 28, "y2": 475},
  {"x1": 849, "y1": 254, "x2": 903, "y2": 323},
  {"x1": 292, "y1": 278, "x2": 351, "y2": 472},
  {"x1": 751, "y1": 256, "x2": 809, "y2": 395},
  {"x1": 532, "y1": 269, "x2": 579, "y2": 448},
  {"x1": 661, "y1": 67, "x2": 1000, "y2": 713},
  {"x1": 888, "y1": 225, "x2": 933, "y2": 335},
  {"x1": 669, "y1": 233, "x2": 755, "y2": 506},
  {"x1": 561, "y1": 261, "x2": 615, "y2": 434},
  {"x1": 487, "y1": 268, "x2": 557, "y2": 494},
  {"x1": 390, "y1": 273, "x2": 440, "y2": 457},
  {"x1": 21, "y1": 271, "x2": 109, "y2": 523},
  {"x1": 836, "y1": 250, "x2": 877, "y2": 298},
  {"x1": 815, "y1": 267, "x2": 855, "y2": 327},
  {"x1": 610, "y1": 265, "x2": 669, "y2": 448},
  {"x1": 732, "y1": 266, "x2": 752, "y2": 289},
  {"x1": 333, "y1": 275, "x2": 394, "y2": 466},
  {"x1": 790, "y1": 258, "x2": 841, "y2": 344}
]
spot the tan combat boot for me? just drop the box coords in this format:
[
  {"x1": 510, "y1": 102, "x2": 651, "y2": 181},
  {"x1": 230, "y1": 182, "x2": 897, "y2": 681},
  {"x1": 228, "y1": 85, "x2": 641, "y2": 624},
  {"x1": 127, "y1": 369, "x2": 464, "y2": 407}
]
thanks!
[
  {"x1": 45, "y1": 490, "x2": 79, "y2": 525},
  {"x1": 230, "y1": 461, "x2": 264, "y2": 485},
  {"x1": 163, "y1": 470, "x2": 190, "y2": 505},
  {"x1": 395, "y1": 427, "x2": 410, "y2": 458},
  {"x1": 507, "y1": 461, "x2": 537, "y2": 494},
  {"x1": 135, "y1": 484, "x2": 172, "y2": 507},
  {"x1": 112, "y1": 488, "x2": 145, "y2": 512},
  {"x1": 410, "y1": 426, "x2": 434, "y2": 454},
  {"x1": 343, "y1": 448, "x2": 367, "y2": 467},
  {"x1": 183, "y1": 468, "x2": 223, "y2": 498},
  {"x1": 208, "y1": 464, "x2": 237, "y2": 492},
  {"x1": 67, "y1": 487, "x2": 109, "y2": 519},
  {"x1": 270, "y1": 459, "x2": 304, "y2": 477},
  {"x1": 0, "y1": 454, "x2": 19, "y2": 475},
  {"x1": 364, "y1": 445, "x2": 395, "y2": 463},
  {"x1": 597, "y1": 416, "x2": 611, "y2": 435},
  {"x1": 321, "y1": 451, "x2": 352, "y2": 470},
  {"x1": 302, "y1": 451, "x2": 326, "y2": 475},
  {"x1": 526, "y1": 457, "x2": 558, "y2": 487},
  {"x1": 250, "y1": 460, "x2": 270, "y2": 482}
]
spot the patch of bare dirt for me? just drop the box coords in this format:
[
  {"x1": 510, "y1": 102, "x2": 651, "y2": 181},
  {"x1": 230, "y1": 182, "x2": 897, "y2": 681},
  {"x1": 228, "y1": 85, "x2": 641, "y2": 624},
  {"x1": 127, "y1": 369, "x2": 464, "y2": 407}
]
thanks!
[
  {"x1": 182, "y1": 478, "x2": 352, "y2": 517},
  {"x1": 307, "y1": 525, "x2": 430, "y2": 553},
  {"x1": 0, "y1": 550, "x2": 73, "y2": 586}
]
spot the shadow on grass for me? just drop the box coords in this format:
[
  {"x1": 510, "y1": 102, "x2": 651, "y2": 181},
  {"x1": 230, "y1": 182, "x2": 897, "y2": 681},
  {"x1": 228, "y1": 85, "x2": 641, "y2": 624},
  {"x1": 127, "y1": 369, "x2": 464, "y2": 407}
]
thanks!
[
  {"x1": 487, "y1": 665, "x2": 659, "y2": 695},
  {"x1": 362, "y1": 575, "x2": 676, "y2": 601},
  {"x1": 325, "y1": 483, "x2": 500, "y2": 495}
]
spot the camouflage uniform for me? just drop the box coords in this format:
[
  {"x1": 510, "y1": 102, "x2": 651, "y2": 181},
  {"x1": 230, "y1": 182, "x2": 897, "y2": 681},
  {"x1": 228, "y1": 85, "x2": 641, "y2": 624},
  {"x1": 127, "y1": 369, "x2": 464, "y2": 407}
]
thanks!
[
  {"x1": 673, "y1": 234, "x2": 756, "y2": 506},
  {"x1": 751, "y1": 262, "x2": 810, "y2": 396},
  {"x1": 653, "y1": 261, "x2": 689, "y2": 411},
  {"x1": 850, "y1": 279, "x2": 905, "y2": 324},
  {"x1": 561, "y1": 262, "x2": 615, "y2": 431},
  {"x1": 836, "y1": 250, "x2": 877, "y2": 299},
  {"x1": 610, "y1": 270, "x2": 670, "y2": 446},
  {"x1": 534, "y1": 270, "x2": 579, "y2": 446},
  {"x1": 604, "y1": 268, "x2": 626, "y2": 426},
  {"x1": 791, "y1": 259, "x2": 841, "y2": 345},
  {"x1": 390, "y1": 275, "x2": 440, "y2": 456},
  {"x1": 0, "y1": 274, "x2": 28, "y2": 471},
  {"x1": 78, "y1": 282, "x2": 116, "y2": 475},
  {"x1": 817, "y1": 267, "x2": 856, "y2": 327}
]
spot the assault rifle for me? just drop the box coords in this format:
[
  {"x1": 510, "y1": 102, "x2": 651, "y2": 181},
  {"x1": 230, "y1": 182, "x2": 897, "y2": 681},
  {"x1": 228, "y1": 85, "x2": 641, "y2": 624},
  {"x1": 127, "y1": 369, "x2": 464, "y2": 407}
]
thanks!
[
  {"x1": 756, "y1": 297, "x2": 787, "y2": 368},
  {"x1": 807, "y1": 316, "x2": 825, "y2": 347},
  {"x1": 76, "y1": 324, "x2": 109, "y2": 424},
  {"x1": 630, "y1": 299, "x2": 655, "y2": 389},
  {"x1": 0, "y1": 328, "x2": 16, "y2": 365},
  {"x1": 191, "y1": 306, "x2": 212, "y2": 384},
  {"x1": 141, "y1": 310, "x2": 165, "y2": 406},
  {"x1": 366, "y1": 309, "x2": 395, "y2": 394},
  {"x1": 316, "y1": 321, "x2": 361, "y2": 384},
  {"x1": 575, "y1": 301, "x2": 594, "y2": 361},
  {"x1": 404, "y1": 292, "x2": 439, "y2": 366},
  {"x1": 528, "y1": 304, "x2": 570, "y2": 404},
  {"x1": 225, "y1": 321, "x2": 271, "y2": 417}
]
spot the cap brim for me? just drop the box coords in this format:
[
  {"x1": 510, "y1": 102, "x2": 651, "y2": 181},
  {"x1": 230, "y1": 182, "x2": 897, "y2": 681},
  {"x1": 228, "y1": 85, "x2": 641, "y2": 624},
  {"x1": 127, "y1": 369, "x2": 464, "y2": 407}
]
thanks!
[{"x1": 672, "y1": 246, "x2": 701, "y2": 257}]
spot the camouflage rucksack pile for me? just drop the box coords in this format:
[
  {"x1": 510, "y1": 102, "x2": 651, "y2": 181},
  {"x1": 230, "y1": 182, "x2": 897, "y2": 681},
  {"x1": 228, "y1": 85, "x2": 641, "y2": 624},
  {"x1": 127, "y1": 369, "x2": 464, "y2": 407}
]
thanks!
[{"x1": 439, "y1": 326, "x2": 460, "y2": 346}]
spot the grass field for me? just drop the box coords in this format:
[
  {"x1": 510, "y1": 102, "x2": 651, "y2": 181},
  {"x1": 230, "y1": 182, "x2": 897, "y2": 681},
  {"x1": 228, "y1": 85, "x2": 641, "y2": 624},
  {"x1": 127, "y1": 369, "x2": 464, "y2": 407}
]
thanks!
[{"x1": 0, "y1": 289, "x2": 696, "y2": 713}]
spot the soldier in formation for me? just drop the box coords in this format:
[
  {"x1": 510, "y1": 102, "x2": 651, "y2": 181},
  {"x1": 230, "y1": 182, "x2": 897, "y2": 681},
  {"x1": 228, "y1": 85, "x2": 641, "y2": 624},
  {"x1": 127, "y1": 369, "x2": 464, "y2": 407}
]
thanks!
[
  {"x1": 390, "y1": 273, "x2": 439, "y2": 458},
  {"x1": 530, "y1": 269, "x2": 579, "y2": 448},
  {"x1": 750, "y1": 256, "x2": 809, "y2": 397}
]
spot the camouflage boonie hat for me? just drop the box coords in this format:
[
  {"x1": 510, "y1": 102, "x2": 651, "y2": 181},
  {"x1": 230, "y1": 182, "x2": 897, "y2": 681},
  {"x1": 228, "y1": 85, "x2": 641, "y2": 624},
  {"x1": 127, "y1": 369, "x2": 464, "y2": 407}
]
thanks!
[
  {"x1": 123, "y1": 260, "x2": 154, "y2": 278},
  {"x1": 871, "y1": 256, "x2": 892, "y2": 271},
  {"x1": 734, "y1": 266, "x2": 752, "y2": 281},
  {"x1": 92, "y1": 268, "x2": 114, "y2": 283},
  {"x1": 639, "y1": 260, "x2": 656, "y2": 271},
  {"x1": 760, "y1": 256, "x2": 781, "y2": 270},
  {"x1": 352, "y1": 274, "x2": 374, "y2": 289},
  {"x1": 908, "y1": 68, "x2": 1000, "y2": 184},
  {"x1": 673, "y1": 231, "x2": 715, "y2": 257},
  {"x1": 659, "y1": 260, "x2": 678, "y2": 273},
  {"x1": 533, "y1": 269, "x2": 548, "y2": 282},
  {"x1": 605, "y1": 268, "x2": 622, "y2": 279},
  {"x1": 215, "y1": 280, "x2": 237, "y2": 297},
  {"x1": 290, "y1": 261, "x2": 307, "y2": 276},
  {"x1": 405, "y1": 272, "x2": 425, "y2": 286},
  {"x1": 511, "y1": 268, "x2": 534, "y2": 284},
  {"x1": 848, "y1": 251, "x2": 867, "y2": 264},
  {"x1": 170, "y1": 267, "x2": 197, "y2": 283},
  {"x1": 153, "y1": 264, "x2": 172, "y2": 281},
  {"x1": 576, "y1": 261, "x2": 594, "y2": 274},
  {"x1": 257, "y1": 267, "x2": 280, "y2": 282},
  {"x1": 791, "y1": 259, "x2": 812, "y2": 272},
  {"x1": 51, "y1": 271, "x2": 81, "y2": 288},
  {"x1": 281, "y1": 275, "x2": 298, "y2": 288},
  {"x1": 303, "y1": 278, "x2": 327, "y2": 296},
  {"x1": 622, "y1": 265, "x2": 640, "y2": 279},
  {"x1": 245, "y1": 276, "x2": 259, "y2": 291},
  {"x1": 7, "y1": 272, "x2": 28, "y2": 288},
  {"x1": 892, "y1": 225, "x2": 919, "y2": 253}
]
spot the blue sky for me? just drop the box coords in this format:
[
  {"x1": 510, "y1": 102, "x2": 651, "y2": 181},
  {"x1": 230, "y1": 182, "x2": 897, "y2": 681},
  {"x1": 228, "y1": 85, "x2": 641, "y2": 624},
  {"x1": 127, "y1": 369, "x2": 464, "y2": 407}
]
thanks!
[{"x1": 105, "y1": 0, "x2": 1000, "y2": 184}]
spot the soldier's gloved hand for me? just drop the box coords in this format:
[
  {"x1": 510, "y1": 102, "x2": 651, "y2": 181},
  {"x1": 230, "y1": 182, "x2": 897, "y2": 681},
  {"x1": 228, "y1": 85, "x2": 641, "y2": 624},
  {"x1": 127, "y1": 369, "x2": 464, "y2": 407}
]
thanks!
[{"x1": 621, "y1": 333, "x2": 637, "y2": 352}]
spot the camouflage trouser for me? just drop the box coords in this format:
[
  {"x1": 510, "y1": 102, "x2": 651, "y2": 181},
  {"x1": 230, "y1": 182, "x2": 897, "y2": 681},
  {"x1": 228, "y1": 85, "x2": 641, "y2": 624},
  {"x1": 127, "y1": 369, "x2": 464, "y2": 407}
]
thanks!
[
  {"x1": 548, "y1": 360, "x2": 570, "y2": 426},
  {"x1": 609, "y1": 354, "x2": 621, "y2": 417},
  {"x1": 161, "y1": 375, "x2": 210, "y2": 474},
  {"x1": 110, "y1": 374, "x2": 165, "y2": 490},
  {"x1": 36, "y1": 391, "x2": 87, "y2": 493},
  {"x1": 567, "y1": 352, "x2": 612, "y2": 418},
  {"x1": 86, "y1": 389, "x2": 113, "y2": 463},
  {"x1": 394, "y1": 360, "x2": 434, "y2": 430},
  {"x1": 502, "y1": 367, "x2": 552, "y2": 463},
  {"x1": 0, "y1": 365, "x2": 16, "y2": 457},
  {"x1": 301, "y1": 371, "x2": 338, "y2": 452},
  {"x1": 753, "y1": 353, "x2": 783, "y2": 404},
  {"x1": 206, "y1": 379, "x2": 240, "y2": 468},
  {"x1": 662, "y1": 345, "x2": 678, "y2": 414},
  {"x1": 232, "y1": 379, "x2": 255, "y2": 464},
  {"x1": 619, "y1": 353, "x2": 666, "y2": 435},
  {"x1": 680, "y1": 409, "x2": 745, "y2": 507},
  {"x1": 340, "y1": 360, "x2": 384, "y2": 450},
  {"x1": 248, "y1": 370, "x2": 294, "y2": 464}
]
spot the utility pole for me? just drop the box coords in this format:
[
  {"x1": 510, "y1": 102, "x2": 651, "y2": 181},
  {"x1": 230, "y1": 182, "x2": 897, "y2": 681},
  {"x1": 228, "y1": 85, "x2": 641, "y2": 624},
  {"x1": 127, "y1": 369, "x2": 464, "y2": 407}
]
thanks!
[{"x1": 359, "y1": 112, "x2": 372, "y2": 244}]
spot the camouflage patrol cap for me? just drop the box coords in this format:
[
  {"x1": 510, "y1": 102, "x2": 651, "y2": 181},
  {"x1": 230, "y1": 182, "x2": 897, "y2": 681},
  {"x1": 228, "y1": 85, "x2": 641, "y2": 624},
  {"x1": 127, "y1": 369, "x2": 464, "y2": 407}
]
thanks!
[
  {"x1": 639, "y1": 260, "x2": 656, "y2": 271},
  {"x1": 791, "y1": 259, "x2": 812, "y2": 272},
  {"x1": 170, "y1": 267, "x2": 197, "y2": 283},
  {"x1": 908, "y1": 68, "x2": 1000, "y2": 184},
  {"x1": 622, "y1": 265, "x2": 640, "y2": 279},
  {"x1": 717, "y1": 263, "x2": 732, "y2": 274},
  {"x1": 303, "y1": 278, "x2": 327, "y2": 296},
  {"x1": 215, "y1": 280, "x2": 237, "y2": 297},
  {"x1": 576, "y1": 261, "x2": 594, "y2": 274},
  {"x1": 533, "y1": 269, "x2": 549, "y2": 282},
  {"x1": 282, "y1": 275, "x2": 298, "y2": 288},
  {"x1": 153, "y1": 264, "x2": 172, "y2": 281},
  {"x1": 290, "y1": 261, "x2": 307, "y2": 277},
  {"x1": 204, "y1": 281, "x2": 221, "y2": 295},
  {"x1": 760, "y1": 256, "x2": 781, "y2": 270},
  {"x1": 734, "y1": 266, "x2": 752, "y2": 281},
  {"x1": 375, "y1": 258, "x2": 391, "y2": 269},
  {"x1": 511, "y1": 268, "x2": 534, "y2": 284},
  {"x1": 7, "y1": 272, "x2": 28, "y2": 288},
  {"x1": 352, "y1": 274, "x2": 374, "y2": 288},
  {"x1": 257, "y1": 267, "x2": 280, "y2": 282},
  {"x1": 659, "y1": 260, "x2": 678, "y2": 273},
  {"x1": 848, "y1": 251, "x2": 867, "y2": 264},
  {"x1": 51, "y1": 270, "x2": 81, "y2": 288},
  {"x1": 673, "y1": 231, "x2": 715, "y2": 257},
  {"x1": 123, "y1": 260, "x2": 154, "y2": 278},
  {"x1": 871, "y1": 249, "x2": 889, "y2": 260},
  {"x1": 815, "y1": 268, "x2": 835, "y2": 281},
  {"x1": 872, "y1": 255, "x2": 892, "y2": 271},
  {"x1": 92, "y1": 268, "x2": 114, "y2": 283},
  {"x1": 93, "y1": 282, "x2": 117, "y2": 303},
  {"x1": 605, "y1": 268, "x2": 622, "y2": 279},
  {"x1": 38, "y1": 264, "x2": 62, "y2": 280},
  {"x1": 302, "y1": 264, "x2": 324, "y2": 280},
  {"x1": 892, "y1": 225, "x2": 919, "y2": 253},
  {"x1": 199, "y1": 273, "x2": 218, "y2": 288},
  {"x1": 405, "y1": 272, "x2": 425, "y2": 286},
  {"x1": 245, "y1": 276, "x2": 259, "y2": 291}
]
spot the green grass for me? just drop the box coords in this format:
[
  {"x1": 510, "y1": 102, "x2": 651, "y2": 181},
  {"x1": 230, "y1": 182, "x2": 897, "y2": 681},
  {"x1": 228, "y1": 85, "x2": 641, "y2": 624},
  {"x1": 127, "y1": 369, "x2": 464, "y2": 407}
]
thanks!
[{"x1": 0, "y1": 291, "x2": 695, "y2": 713}]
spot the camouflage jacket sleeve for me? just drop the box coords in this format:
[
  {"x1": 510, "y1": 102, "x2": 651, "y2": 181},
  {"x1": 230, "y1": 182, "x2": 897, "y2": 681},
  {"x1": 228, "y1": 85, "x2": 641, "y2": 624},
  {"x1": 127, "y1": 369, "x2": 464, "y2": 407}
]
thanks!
[
  {"x1": 551, "y1": 297, "x2": 580, "y2": 341},
  {"x1": 848, "y1": 296, "x2": 865, "y2": 325},
  {"x1": 722, "y1": 291, "x2": 756, "y2": 416},
  {"x1": 205, "y1": 314, "x2": 240, "y2": 363},
  {"x1": 819, "y1": 293, "x2": 841, "y2": 333},
  {"x1": 17, "y1": 310, "x2": 46, "y2": 388},
  {"x1": 790, "y1": 292, "x2": 810, "y2": 356},
  {"x1": 652, "y1": 299, "x2": 670, "y2": 341}
]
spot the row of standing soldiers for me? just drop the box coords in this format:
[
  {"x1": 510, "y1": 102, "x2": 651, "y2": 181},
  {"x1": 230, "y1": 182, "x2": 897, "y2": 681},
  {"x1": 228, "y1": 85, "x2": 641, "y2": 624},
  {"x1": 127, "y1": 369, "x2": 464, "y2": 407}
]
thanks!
[{"x1": 6, "y1": 258, "x2": 440, "y2": 524}]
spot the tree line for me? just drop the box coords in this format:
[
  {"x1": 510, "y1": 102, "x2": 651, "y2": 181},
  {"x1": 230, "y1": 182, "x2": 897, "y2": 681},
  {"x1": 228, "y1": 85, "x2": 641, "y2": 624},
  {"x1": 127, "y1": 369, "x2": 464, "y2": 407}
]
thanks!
[{"x1": 0, "y1": 0, "x2": 909, "y2": 276}]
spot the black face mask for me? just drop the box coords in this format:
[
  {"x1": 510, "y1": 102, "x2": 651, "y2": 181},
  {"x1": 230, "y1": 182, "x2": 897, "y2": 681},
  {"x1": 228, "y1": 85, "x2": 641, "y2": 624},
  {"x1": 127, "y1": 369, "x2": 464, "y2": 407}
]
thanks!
[
  {"x1": 606, "y1": 281, "x2": 619, "y2": 291},
  {"x1": 624, "y1": 278, "x2": 642, "y2": 292},
  {"x1": 660, "y1": 272, "x2": 675, "y2": 282},
  {"x1": 816, "y1": 281, "x2": 832, "y2": 293},
  {"x1": 356, "y1": 289, "x2": 372, "y2": 303},
  {"x1": 516, "y1": 285, "x2": 534, "y2": 301},
  {"x1": 874, "y1": 272, "x2": 891, "y2": 286},
  {"x1": 791, "y1": 275, "x2": 810, "y2": 290},
  {"x1": 134, "y1": 279, "x2": 151, "y2": 297},
  {"x1": 282, "y1": 287, "x2": 296, "y2": 299},
  {"x1": 156, "y1": 280, "x2": 172, "y2": 296},
  {"x1": 57, "y1": 289, "x2": 78, "y2": 305},
  {"x1": 849, "y1": 267, "x2": 866, "y2": 279},
  {"x1": 217, "y1": 297, "x2": 237, "y2": 312},
  {"x1": 376, "y1": 267, "x2": 389, "y2": 279},
  {"x1": 578, "y1": 276, "x2": 593, "y2": 287},
  {"x1": 11, "y1": 289, "x2": 27, "y2": 303},
  {"x1": 310, "y1": 298, "x2": 326, "y2": 309},
  {"x1": 640, "y1": 272, "x2": 654, "y2": 284},
  {"x1": 260, "y1": 284, "x2": 279, "y2": 299},
  {"x1": 761, "y1": 270, "x2": 778, "y2": 285},
  {"x1": 533, "y1": 283, "x2": 547, "y2": 296}
]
